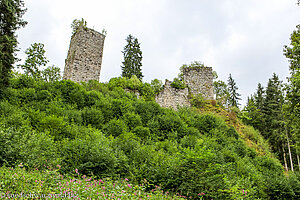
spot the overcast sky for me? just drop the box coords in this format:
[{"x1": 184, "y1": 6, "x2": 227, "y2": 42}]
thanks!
[{"x1": 16, "y1": 0, "x2": 300, "y2": 106}]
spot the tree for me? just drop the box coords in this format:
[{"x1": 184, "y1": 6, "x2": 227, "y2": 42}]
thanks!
[
  {"x1": 42, "y1": 65, "x2": 61, "y2": 82},
  {"x1": 121, "y1": 34, "x2": 143, "y2": 80},
  {"x1": 0, "y1": 0, "x2": 27, "y2": 90},
  {"x1": 284, "y1": 24, "x2": 300, "y2": 171},
  {"x1": 261, "y1": 74, "x2": 285, "y2": 152},
  {"x1": 254, "y1": 83, "x2": 265, "y2": 110},
  {"x1": 19, "y1": 43, "x2": 61, "y2": 82},
  {"x1": 227, "y1": 74, "x2": 241, "y2": 108},
  {"x1": 213, "y1": 80, "x2": 229, "y2": 107},
  {"x1": 19, "y1": 43, "x2": 48, "y2": 79}
]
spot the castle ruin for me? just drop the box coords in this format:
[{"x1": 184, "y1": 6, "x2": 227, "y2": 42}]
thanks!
[
  {"x1": 156, "y1": 67, "x2": 214, "y2": 110},
  {"x1": 63, "y1": 26, "x2": 105, "y2": 83},
  {"x1": 63, "y1": 26, "x2": 214, "y2": 110}
]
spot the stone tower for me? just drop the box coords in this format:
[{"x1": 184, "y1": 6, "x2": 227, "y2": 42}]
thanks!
[
  {"x1": 63, "y1": 26, "x2": 105, "y2": 83},
  {"x1": 183, "y1": 67, "x2": 214, "y2": 99}
]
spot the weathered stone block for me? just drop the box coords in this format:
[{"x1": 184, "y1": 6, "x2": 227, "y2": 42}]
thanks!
[{"x1": 63, "y1": 26, "x2": 105, "y2": 83}]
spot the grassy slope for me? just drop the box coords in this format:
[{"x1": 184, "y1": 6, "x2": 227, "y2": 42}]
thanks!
[{"x1": 0, "y1": 75, "x2": 299, "y2": 199}]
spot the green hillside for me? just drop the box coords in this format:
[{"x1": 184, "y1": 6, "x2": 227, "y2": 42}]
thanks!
[{"x1": 1, "y1": 74, "x2": 299, "y2": 199}]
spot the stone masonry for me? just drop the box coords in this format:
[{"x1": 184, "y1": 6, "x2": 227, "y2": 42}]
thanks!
[
  {"x1": 63, "y1": 26, "x2": 105, "y2": 83},
  {"x1": 183, "y1": 67, "x2": 214, "y2": 99},
  {"x1": 155, "y1": 80, "x2": 190, "y2": 110},
  {"x1": 155, "y1": 67, "x2": 214, "y2": 110}
]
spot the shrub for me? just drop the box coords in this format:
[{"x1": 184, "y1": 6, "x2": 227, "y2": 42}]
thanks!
[
  {"x1": 59, "y1": 131, "x2": 117, "y2": 177},
  {"x1": 150, "y1": 79, "x2": 163, "y2": 94},
  {"x1": 19, "y1": 131, "x2": 60, "y2": 169},
  {"x1": 122, "y1": 112, "x2": 142, "y2": 130},
  {"x1": 170, "y1": 78, "x2": 187, "y2": 89},
  {"x1": 0, "y1": 127, "x2": 21, "y2": 166},
  {"x1": 38, "y1": 115, "x2": 67, "y2": 140},
  {"x1": 139, "y1": 83, "x2": 155, "y2": 101},
  {"x1": 135, "y1": 101, "x2": 163, "y2": 126},
  {"x1": 193, "y1": 114, "x2": 224, "y2": 135},
  {"x1": 190, "y1": 93, "x2": 205, "y2": 108},
  {"x1": 107, "y1": 77, "x2": 127, "y2": 89},
  {"x1": 85, "y1": 90, "x2": 102, "y2": 107},
  {"x1": 63, "y1": 109, "x2": 82, "y2": 124},
  {"x1": 126, "y1": 75, "x2": 142, "y2": 90},
  {"x1": 81, "y1": 107, "x2": 104, "y2": 129},
  {"x1": 103, "y1": 119, "x2": 128, "y2": 137},
  {"x1": 133, "y1": 126, "x2": 150, "y2": 139}
]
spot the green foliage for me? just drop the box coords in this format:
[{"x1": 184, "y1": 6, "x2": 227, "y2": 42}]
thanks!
[
  {"x1": 121, "y1": 34, "x2": 143, "y2": 80},
  {"x1": 227, "y1": 73, "x2": 241, "y2": 107},
  {"x1": 71, "y1": 18, "x2": 87, "y2": 35},
  {"x1": 0, "y1": 0, "x2": 27, "y2": 89},
  {"x1": 103, "y1": 118, "x2": 128, "y2": 137},
  {"x1": 42, "y1": 65, "x2": 61, "y2": 82},
  {"x1": 170, "y1": 78, "x2": 187, "y2": 89},
  {"x1": 284, "y1": 24, "x2": 300, "y2": 155},
  {"x1": 214, "y1": 80, "x2": 229, "y2": 107},
  {"x1": 126, "y1": 75, "x2": 142, "y2": 90},
  {"x1": 18, "y1": 43, "x2": 61, "y2": 82},
  {"x1": 81, "y1": 107, "x2": 104, "y2": 130},
  {"x1": 19, "y1": 43, "x2": 48, "y2": 79},
  {"x1": 178, "y1": 61, "x2": 206, "y2": 79},
  {"x1": 0, "y1": 166, "x2": 185, "y2": 199},
  {"x1": 1, "y1": 74, "x2": 299, "y2": 199},
  {"x1": 190, "y1": 93, "x2": 205, "y2": 108},
  {"x1": 150, "y1": 79, "x2": 163, "y2": 94}
]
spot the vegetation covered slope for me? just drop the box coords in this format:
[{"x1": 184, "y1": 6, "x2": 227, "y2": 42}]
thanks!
[{"x1": 0, "y1": 74, "x2": 300, "y2": 199}]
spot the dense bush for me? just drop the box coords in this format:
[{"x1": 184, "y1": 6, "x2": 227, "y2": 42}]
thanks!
[{"x1": 1, "y1": 74, "x2": 299, "y2": 199}]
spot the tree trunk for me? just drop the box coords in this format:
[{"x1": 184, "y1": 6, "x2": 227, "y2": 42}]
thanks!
[
  {"x1": 297, "y1": 154, "x2": 300, "y2": 172},
  {"x1": 285, "y1": 127, "x2": 294, "y2": 171},
  {"x1": 282, "y1": 144, "x2": 288, "y2": 171}
]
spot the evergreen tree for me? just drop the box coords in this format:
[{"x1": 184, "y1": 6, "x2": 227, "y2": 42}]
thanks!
[
  {"x1": 261, "y1": 74, "x2": 285, "y2": 152},
  {"x1": 227, "y1": 74, "x2": 241, "y2": 107},
  {"x1": 284, "y1": 24, "x2": 300, "y2": 171},
  {"x1": 121, "y1": 35, "x2": 143, "y2": 80},
  {"x1": 254, "y1": 83, "x2": 265, "y2": 110},
  {"x1": 0, "y1": 0, "x2": 27, "y2": 90},
  {"x1": 242, "y1": 96, "x2": 262, "y2": 128}
]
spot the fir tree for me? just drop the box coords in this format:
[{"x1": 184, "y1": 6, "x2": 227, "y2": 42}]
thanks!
[
  {"x1": 254, "y1": 83, "x2": 265, "y2": 110},
  {"x1": 284, "y1": 24, "x2": 300, "y2": 171},
  {"x1": 0, "y1": 0, "x2": 27, "y2": 90},
  {"x1": 121, "y1": 35, "x2": 143, "y2": 80},
  {"x1": 261, "y1": 74, "x2": 285, "y2": 154},
  {"x1": 227, "y1": 74, "x2": 241, "y2": 108}
]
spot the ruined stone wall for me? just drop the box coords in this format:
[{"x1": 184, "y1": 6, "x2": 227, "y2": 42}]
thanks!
[
  {"x1": 63, "y1": 26, "x2": 105, "y2": 83},
  {"x1": 183, "y1": 67, "x2": 214, "y2": 99},
  {"x1": 155, "y1": 80, "x2": 190, "y2": 110}
]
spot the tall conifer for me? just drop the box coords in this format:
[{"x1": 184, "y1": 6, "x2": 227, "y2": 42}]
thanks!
[
  {"x1": 121, "y1": 35, "x2": 143, "y2": 80},
  {"x1": 0, "y1": 0, "x2": 27, "y2": 90},
  {"x1": 227, "y1": 74, "x2": 241, "y2": 107}
]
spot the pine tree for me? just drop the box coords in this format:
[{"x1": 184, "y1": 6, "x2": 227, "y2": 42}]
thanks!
[
  {"x1": 121, "y1": 35, "x2": 143, "y2": 80},
  {"x1": 227, "y1": 74, "x2": 241, "y2": 108},
  {"x1": 0, "y1": 0, "x2": 27, "y2": 90}
]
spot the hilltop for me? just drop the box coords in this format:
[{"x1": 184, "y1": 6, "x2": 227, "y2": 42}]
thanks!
[{"x1": 1, "y1": 74, "x2": 299, "y2": 199}]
